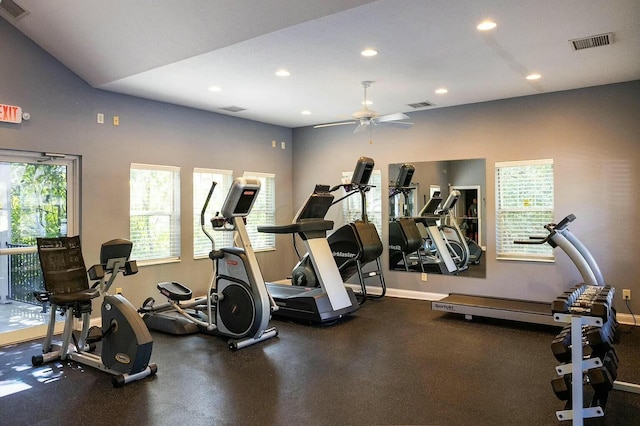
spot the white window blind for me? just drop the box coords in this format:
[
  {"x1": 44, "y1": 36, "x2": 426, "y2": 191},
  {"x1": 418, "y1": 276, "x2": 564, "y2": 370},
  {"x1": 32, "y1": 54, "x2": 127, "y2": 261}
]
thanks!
[
  {"x1": 193, "y1": 168, "x2": 234, "y2": 258},
  {"x1": 242, "y1": 172, "x2": 276, "y2": 250},
  {"x1": 340, "y1": 169, "x2": 382, "y2": 234},
  {"x1": 130, "y1": 163, "x2": 181, "y2": 262},
  {"x1": 495, "y1": 159, "x2": 554, "y2": 261}
]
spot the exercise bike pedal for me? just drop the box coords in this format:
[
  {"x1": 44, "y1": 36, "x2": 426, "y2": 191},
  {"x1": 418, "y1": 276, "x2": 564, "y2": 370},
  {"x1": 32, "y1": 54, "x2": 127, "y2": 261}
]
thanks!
[{"x1": 85, "y1": 325, "x2": 104, "y2": 344}]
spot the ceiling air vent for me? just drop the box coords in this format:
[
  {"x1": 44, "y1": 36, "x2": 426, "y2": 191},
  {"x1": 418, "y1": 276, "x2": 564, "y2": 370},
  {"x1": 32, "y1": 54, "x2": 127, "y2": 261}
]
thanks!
[
  {"x1": 219, "y1": 106, "x2": 246, "y2": 113},
  {"x1": 407, "y1": 101, "x2": 434, "y2": 109},
  {"x1": 0, "y1": 0, "x2": 29, "y2": 20},
  {"x1": 569, "y1": 32, "x2": 613, "y2": 51}
]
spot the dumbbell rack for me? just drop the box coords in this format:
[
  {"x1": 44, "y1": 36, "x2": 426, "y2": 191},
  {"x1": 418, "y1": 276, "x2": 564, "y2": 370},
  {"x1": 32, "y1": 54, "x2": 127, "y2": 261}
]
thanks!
[
  {"x1": 552, "y1": 312, "x2": 607, "y2": 424},
  {"x1": 551, "y1": 285, "x2": 640, "y2": 425}
]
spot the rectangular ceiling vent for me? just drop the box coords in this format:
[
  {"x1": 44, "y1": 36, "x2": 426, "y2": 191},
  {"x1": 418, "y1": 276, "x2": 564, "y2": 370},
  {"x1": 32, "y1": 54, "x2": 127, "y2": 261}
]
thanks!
[
  {"x1": 570, "y1": 32, "x2": 613, "y2": 51},
  {"x1": 0, "y1": 0, "x2": 29, "y2": 20},
  {"x1": 219, "y1": 106, "x2": 246, "y2": 113},
  {"x1": 407, "y1": 101, "x2": 434, "y2": 109}
]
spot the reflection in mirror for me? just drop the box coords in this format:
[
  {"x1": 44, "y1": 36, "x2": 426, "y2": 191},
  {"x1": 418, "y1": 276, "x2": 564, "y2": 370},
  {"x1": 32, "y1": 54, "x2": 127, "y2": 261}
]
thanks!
[{"x1": 388, "y1": 159, "x2": 486, "y2": 278}]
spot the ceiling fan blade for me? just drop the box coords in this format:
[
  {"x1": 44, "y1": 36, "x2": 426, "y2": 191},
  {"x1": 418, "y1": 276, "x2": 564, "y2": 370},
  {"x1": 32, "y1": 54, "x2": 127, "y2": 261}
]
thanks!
[
  {"x1": 353, "y1": 122, "x2": 369, "y2": 133},
  {"x1": 313, "y1": 121, "x2": 356, "y2": 129},
  {"x1": 379, "y1": 121, "x2": 413, "y2": 129},
  {"x1": 376, "y1": 112, "x2": 410, "y2": 123}
]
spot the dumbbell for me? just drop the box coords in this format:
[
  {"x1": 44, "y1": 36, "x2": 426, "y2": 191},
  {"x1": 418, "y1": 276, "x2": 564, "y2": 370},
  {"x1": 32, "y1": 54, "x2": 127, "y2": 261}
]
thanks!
[
  {"x1": 551, "y1": 322, "x2": 617, "y2": 363},
  {"x1": 551, "y1": 374, "x2": 573, "y2": 402}
]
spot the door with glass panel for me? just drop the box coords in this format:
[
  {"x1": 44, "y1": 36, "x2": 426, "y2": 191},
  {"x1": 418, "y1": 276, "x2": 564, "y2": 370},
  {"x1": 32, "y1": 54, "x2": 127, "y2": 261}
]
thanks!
[{"x1": 0, "y1": 150, "x2": 78, "y2": 345}]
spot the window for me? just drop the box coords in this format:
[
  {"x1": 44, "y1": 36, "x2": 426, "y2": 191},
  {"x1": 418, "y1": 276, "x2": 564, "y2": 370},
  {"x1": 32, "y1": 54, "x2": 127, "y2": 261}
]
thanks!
[
  {"x1": 242, "y1": 172, "x2": 276, "y2": 250},
  {"x1": 193, "y1": 168, "x2": 233, "y2": 258},
  {"x1": 341, "y1": 169, "x2": 382, "y2": 234},
  {"x1": 495, "y1": 159, "x2": 554, "y2": 261},
  {"x1": 130, "y1": 163, "x2": 180, "y2": 263}
]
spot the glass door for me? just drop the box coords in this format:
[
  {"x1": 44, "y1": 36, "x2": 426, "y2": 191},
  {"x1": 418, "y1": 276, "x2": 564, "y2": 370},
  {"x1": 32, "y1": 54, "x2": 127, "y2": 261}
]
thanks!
[{"x1": 0, "y1": 150, "x2": 79, "y2": 345}]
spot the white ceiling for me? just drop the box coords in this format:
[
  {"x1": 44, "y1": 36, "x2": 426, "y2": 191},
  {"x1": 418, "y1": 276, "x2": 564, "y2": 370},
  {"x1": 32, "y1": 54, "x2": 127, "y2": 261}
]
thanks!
[{"x1": 3, "y1": 0, "x2": 640, "y2": 129}]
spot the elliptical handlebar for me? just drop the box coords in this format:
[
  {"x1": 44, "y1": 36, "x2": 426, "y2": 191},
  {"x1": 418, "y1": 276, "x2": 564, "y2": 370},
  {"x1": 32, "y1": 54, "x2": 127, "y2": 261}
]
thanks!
[{"x1": 201, "y1": 181, "x2": 217, "y2": 246}]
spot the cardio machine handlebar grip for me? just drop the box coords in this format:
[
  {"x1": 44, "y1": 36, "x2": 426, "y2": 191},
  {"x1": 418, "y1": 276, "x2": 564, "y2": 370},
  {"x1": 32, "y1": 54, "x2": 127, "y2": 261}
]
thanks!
[{"x1": 201, "y1": 181, "x2": 217, "y2": 226}]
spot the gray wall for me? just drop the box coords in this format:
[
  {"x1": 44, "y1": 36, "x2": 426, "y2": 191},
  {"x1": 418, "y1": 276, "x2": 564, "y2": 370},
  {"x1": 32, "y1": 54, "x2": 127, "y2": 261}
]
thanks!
[
  {"x1": 0, "y1": 19, "x2": 296, "y2": 307},
  {"x1": 4, "y1": 16, "x2": 640, "y2": 315},
  {"x1": 293, "y1": 80, "x2": 640, "y2": 313}
]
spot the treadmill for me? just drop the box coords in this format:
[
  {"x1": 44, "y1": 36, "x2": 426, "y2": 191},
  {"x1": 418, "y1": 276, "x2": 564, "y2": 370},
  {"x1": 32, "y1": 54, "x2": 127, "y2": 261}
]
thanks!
[
  {"x1": 258, "y1": 186, "x2": 359, "y2": 323},
  {"x1": 432, "y1": 214, "x2": 601, "y2": 326}
]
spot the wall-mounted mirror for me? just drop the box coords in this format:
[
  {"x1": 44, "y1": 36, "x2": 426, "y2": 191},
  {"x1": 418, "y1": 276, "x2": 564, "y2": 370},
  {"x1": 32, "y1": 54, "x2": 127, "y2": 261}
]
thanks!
[{"x1": 388, "y1": 159, "x2": 486, "y2": 278}]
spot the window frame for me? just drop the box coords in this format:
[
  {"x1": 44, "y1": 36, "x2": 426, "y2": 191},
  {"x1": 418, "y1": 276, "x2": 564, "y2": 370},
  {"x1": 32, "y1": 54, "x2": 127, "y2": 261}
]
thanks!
[{"x1": 129, "y1": 163, "x2": 181, "y2": 265}]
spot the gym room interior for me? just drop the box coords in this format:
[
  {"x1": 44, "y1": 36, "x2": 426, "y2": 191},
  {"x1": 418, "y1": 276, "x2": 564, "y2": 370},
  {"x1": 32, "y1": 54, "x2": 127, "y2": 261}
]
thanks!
[{"x1": 1, "y1": 1, "x2": 639, "y2": 425}]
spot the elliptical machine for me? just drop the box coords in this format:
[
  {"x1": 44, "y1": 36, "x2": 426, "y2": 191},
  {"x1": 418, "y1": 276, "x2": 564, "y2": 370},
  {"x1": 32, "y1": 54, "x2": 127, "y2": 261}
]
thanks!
[
  {"x1": 140, "y1": 177, "x2": 278, "y2": 350},
  {"x1": 32, "y1": 237, "x2": 156, "y2": 387},
  {"x1": 435, "y1": 190, "x2": 483, "y2": 266},
  {"x1": 419, "y1": 190, "x2": 470, "y2": 273},
  {"x1": 290, "y1": 157, "x2": 386, "y2": 302}
]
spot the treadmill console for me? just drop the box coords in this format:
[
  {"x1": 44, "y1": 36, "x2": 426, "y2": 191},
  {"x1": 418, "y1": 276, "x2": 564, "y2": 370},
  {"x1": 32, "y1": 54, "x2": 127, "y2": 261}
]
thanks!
[
  {"x1": 418, "y1": 192, "x2": 442, "y2": 216},
  {"x1": 294, "y1": 190, "x2": 334, "y2": 222}
]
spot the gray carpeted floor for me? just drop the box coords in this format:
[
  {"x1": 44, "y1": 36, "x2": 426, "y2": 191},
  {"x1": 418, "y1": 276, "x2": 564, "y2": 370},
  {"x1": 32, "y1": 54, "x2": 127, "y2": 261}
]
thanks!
[{"x1": 1, "y1": 297, "x2": 638, "y2": 425}]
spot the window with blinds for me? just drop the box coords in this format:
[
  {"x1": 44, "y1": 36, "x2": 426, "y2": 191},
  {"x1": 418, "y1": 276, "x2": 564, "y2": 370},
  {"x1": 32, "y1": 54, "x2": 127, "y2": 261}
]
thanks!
[
  {"x1": 340, "y1": 169, "x2": 382, "y2": 234},
  {"x1": 495, "y1": 159, "x2": 554, "y2": 261},
  {"x1": 242, "y1": 172, "x2": 276, "y2": 251},
  {"x1": 130, "y1": 163, "x2": 181, "y2": 263},
  {"x1": 193, "y1": 168, "x2": 234, "y2": 258}
]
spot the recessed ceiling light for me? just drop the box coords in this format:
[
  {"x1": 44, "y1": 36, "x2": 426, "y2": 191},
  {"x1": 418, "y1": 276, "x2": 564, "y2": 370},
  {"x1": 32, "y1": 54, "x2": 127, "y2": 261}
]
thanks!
[
  {"x1": 208, "y1": 86, "x2": 222, "y2": 92},
  {"x1": 526, "y1": 73, "x2": 542, "y2": 80},
  {"x1": 361, "y1": 49, "x2": 378, "y2": 57},
  {"x1": 275, "y1": 69, "x2": 290, "y2": 77},
  {"x1": 301, "y1": 110, "x2": 311, "y2": 115},
  {"x1": 435, "y1": 88, "x2": 448, "y2": 94},
  {"x1": 477, "y1": 21, "x2": 497, "y2": 31}
]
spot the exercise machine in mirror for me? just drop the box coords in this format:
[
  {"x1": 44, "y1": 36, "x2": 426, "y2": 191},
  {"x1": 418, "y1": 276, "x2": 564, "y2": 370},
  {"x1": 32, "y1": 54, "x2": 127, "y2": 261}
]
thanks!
[{"x1": 388, "y1": 158, "x2": 486, "y2": 278}]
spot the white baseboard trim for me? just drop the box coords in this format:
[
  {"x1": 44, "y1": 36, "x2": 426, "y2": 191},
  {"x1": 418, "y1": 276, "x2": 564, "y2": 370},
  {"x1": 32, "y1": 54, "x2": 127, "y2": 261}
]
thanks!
[
  {"x1": 616, "y1": 313, "x2": 638, "y2": 326},
  {"x1": 345, "y1": 283, "x2": 447, "y2": 302},
  {"x1": 384, "y1": 288, "x2": 448, "y2": 301}
]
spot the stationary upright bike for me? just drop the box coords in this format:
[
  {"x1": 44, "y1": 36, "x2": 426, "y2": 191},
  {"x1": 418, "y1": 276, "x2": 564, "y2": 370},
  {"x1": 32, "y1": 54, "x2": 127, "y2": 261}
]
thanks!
[
  {"x1": 32, "y1": 237, "x2": 156, "y2": 387},
  {"x1": 140, "y1": 177, "x2": 278, "y2": 350}
]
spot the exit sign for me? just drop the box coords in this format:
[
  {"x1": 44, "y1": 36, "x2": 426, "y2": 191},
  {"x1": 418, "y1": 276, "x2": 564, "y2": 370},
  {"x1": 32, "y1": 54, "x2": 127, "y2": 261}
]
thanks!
[{"x1": 0, "y1": 104, "x2": 23, "y2": 124}]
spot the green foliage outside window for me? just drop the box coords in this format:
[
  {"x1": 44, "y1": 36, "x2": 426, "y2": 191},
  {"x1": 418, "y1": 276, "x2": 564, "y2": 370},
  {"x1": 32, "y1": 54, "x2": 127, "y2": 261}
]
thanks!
[{"x1": 10, "y1": 163, "x2": 67, "y2": 245}]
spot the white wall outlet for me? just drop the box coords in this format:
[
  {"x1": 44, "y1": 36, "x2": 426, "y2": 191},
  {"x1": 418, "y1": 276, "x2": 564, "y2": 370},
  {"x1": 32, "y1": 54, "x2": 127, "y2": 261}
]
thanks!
[
  {"x1": 623, "y1": 289, "x2": 631, "y2": 300},
  {"x1": 272, "y1": 140, "x2": 276, "y2": 148},
  {"x1": 97, "y1": 113, "x2": 104, "y2": 124},
  {"x1": 113, "y1": 116, "x2": 119, "y2": 126},
  {"x1": 281, "y1": 141, "x2": 286, "y2": 149},
  {"x1": 421, "y1": 273, "x2": 427, "y2": 282}
]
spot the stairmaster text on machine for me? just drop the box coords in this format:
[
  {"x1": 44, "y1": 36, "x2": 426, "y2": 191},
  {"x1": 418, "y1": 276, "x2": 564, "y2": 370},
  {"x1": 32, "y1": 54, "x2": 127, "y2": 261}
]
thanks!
[{"x1": 332, "y1": 251, "x2": 357, "y2": 258}]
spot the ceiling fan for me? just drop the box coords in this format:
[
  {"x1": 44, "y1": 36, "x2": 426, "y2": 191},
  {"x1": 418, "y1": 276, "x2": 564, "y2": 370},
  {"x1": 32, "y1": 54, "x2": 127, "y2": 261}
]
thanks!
[{"x1": 314, "y1": 81, "x2": 413, "y2": 133}]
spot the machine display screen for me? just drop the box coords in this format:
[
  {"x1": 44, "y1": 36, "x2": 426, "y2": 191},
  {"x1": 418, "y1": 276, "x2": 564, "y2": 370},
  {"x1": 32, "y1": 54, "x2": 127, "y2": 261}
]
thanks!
[
  {"x1": 234, "y1": 190, "x2": 256, "y2": 215},
  {"x1": 295, "y1": 194, "x2": 333, "y2": 221}
]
